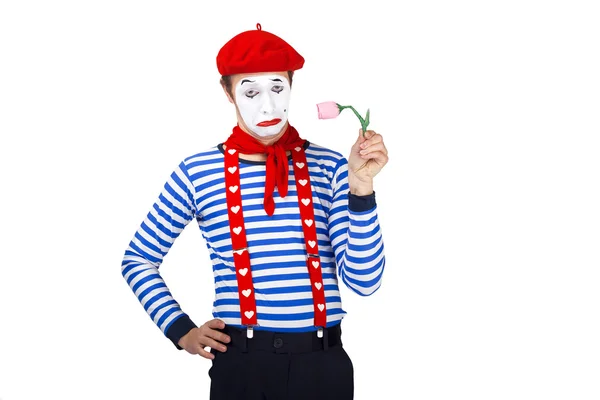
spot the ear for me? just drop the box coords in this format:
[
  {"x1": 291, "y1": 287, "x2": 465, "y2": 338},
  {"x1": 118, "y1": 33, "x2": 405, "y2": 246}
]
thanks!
[{"x1": 220, "y1": 82, "x2": 235, "y2": 104}]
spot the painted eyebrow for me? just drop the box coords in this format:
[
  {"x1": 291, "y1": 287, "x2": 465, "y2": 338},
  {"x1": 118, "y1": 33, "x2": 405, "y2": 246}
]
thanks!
[
  {"x1": 240, "y1": 79, "x2": 255, "y2": 85},
  {"x1": 270, "y1": 78, "x2": 283, "y2": 82}
]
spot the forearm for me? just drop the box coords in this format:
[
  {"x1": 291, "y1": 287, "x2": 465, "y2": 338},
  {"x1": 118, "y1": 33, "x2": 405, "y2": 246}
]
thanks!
[
  {"x1": 121, "y1": 250, "x2": 195, "y2": 348},
  {"x1": 328, "y1": 157, "x2": 386, "y2": 296},
  {"x1": 338, "y1": 193, "x2": 385, "y2": 295}
]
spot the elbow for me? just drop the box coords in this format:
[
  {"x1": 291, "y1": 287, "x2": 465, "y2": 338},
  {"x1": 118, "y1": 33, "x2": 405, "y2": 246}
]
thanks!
[
  {"x1": 353, "y1": 277, "x2": 384, "y2": 297},
  {"x1": 121, "y1": 246, "x2": 143, "y2": 280},
  {"x1": 351, "y1": 281, "x2": 382, "y2": 297},
  {"x1": 341, "y1": 259, "x2": 385, "y2": 297},
  {"x1": 121, "y1": 257, "x2": 133, "y2": 281}
]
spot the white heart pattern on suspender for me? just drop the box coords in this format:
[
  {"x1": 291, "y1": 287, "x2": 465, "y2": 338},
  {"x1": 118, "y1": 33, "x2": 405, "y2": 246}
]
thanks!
[
  {"x1": 231, "y1": 205, "x2": 240, "y2": 214},
  {"x1": 301, "y1": 198, "x2": 311, "y2": 206},
  {"x1": 295, "y1": 162, "x2": 304, "y2": 169},
  {"x1": 304, "y1": 219, "x2": 313, "y2": 227},
  {"x1": 298, "y1": 179, "x2": 308, "y2": 186},
  {"x1": 229, "y1": 185, "x2": 238, "y2": 193},
  {"x1": 317, "y1": 304, "x2": 325, "y2": 312},
  {"x1": 315, "y1": 282, "x2": 322, "y2": 290},
  {"x1": 308, "y1": 240, "x2": 316, "y2": 248},
  {"x1": 233, "y1": 226, "x2": 242, "y2": 235},
  {"x1": 242, "y1": 289, "x2": 252, "y2": 297},
  {"x1": 238, "y1": 268, "x2": 248, "y2": 276},
  {"x1": 228, "y1": 149, "x2": 236, "y2": 155},
  {"x1": 228, "y1": 166, "x2": 237, "y2": 174},
  {"x1": 244, "y1": 310, "x2": 254, "y2": 318}
]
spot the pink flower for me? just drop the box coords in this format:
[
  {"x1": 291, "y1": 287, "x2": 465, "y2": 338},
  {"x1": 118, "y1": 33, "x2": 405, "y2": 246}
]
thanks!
[
  {"x1": 316, "y1": 100, "x2": 371, "y2": 138},
  {"x1": 316, "y1": 101, "x2": 341, "y2": 119}
]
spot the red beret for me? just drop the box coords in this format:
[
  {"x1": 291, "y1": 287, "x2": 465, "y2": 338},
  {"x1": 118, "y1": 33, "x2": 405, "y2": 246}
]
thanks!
[{"x1": 216, "y1": 23, "x2": 305, "y2": 76}]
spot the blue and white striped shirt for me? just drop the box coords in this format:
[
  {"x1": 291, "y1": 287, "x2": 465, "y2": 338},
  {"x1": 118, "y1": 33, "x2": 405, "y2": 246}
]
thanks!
[{"x1": 121, "y1": 139, "x2": 386, "y2": 348}]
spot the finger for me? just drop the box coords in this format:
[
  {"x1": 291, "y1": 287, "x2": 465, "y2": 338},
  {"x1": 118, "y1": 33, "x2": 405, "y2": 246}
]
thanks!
[
  {"x1": 359, "y1": 134, "x2": 382, "y2": 150},
  {"x1": 204, "y1": 327, "x2": 231, "y2": 344},
  {"x1": 356, "y1": 129, "x2": 367, "y2": 145},
  {"x1": 202, "y1": 337, "x2": 229, "y2": 352},
  {"x1": 184, "y1": 345, "x2": 199, "y2": 355},
  {"x1": 360, "y1": 151, "x2": 389, "y2": 165},
  {"x1": 363, "y1": 130, "x2": 377, "y2": 141},
  {"x1": 350, "y1": 129, "x2": 367, "y2": 152},
  {"x1": 359, "y1": 142, "x2": 387, "y2": 156},
  {"x1": 206, "y1": 319, "x2": 226, "y2": 330},
  {"x1": 197, "y1": 346, "x2": 215, "y2": 360}
]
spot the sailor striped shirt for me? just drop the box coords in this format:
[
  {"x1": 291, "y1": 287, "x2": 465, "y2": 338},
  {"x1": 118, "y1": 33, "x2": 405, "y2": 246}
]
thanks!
[{"x1": 121, "y1": 139, "x2": 386, "y2": 348}]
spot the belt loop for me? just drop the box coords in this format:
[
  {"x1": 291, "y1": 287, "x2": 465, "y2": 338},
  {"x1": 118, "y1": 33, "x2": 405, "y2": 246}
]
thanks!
[
  {"x1": 241, "y1": 333, "x2": 248, "y2": 353},
  {"x1": 323, "y1": 327, "x2": 329, "y2": 351},
  {"x1": 241, "y1": 327, "x2": 249, "y2": 353}
]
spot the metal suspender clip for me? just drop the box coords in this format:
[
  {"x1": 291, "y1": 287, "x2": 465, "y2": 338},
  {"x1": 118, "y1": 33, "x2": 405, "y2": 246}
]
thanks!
[
  {"x1": 245, "y1": 323, "x2": 260, "y2": 338},
  {"x1": 317, "y1": 327, "x2": 324, "y2": 338}
]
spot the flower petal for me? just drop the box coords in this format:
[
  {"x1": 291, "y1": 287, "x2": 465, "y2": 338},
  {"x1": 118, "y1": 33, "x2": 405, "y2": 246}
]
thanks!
[{"x1": 316, "y1": 101, "x2": 341, "y2": 119}]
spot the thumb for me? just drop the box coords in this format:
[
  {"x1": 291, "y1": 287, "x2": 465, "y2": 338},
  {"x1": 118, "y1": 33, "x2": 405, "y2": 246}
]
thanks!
[{"x1": 357, "y1": 128, "x2": 366, "y2": 144}]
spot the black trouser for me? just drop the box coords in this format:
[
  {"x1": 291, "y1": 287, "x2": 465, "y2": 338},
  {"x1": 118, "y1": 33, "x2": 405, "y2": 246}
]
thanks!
[{"x1": 208, "y1": 323, "x2": 354, "y2": 400}]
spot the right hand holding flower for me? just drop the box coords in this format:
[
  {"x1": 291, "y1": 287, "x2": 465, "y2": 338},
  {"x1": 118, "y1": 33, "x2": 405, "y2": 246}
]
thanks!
[{"x1": 178, "y1": 318, "x2": 231, "y2": 359}]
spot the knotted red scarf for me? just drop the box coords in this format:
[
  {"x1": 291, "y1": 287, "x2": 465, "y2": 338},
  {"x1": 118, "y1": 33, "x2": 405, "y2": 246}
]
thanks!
[{"x1": 223, "y1": 123, "x2": 307, "y2": 216}]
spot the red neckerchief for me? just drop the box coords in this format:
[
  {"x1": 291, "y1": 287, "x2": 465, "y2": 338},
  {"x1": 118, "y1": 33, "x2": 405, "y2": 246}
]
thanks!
[{"x1": 223, "y1": 123, "x2": 307, "y2": 216}]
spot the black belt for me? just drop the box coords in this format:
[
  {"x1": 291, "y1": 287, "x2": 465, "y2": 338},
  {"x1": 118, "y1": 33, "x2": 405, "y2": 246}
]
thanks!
[{"x1": 218, "y1": 323, "x2": 343, "y2": 354}]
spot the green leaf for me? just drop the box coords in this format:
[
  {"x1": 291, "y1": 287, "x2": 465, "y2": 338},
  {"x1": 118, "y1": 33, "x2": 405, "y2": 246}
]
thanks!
[{"x1": 365, "y1": 108, "x2": 370, "y2": 127}]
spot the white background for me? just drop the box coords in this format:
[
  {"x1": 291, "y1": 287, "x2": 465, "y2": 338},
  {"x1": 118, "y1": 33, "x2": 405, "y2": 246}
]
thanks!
[{"x1": 1, "y1": 0, "x2": 599, "y2": 399}]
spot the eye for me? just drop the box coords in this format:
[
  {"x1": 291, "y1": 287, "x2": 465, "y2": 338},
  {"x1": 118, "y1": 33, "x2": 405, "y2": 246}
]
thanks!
[
  {"x1": 245, "y1": 89, "x2": 258, "y2": 98},
  {"x1": 272, "y1": 85, "x2": 284, "y2": 94}
]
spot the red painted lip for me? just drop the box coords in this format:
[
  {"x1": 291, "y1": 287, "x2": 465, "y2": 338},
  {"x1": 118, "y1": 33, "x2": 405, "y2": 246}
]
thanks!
[{"x1": 257, "y1": 118, "x2": 282, "y2": 127}]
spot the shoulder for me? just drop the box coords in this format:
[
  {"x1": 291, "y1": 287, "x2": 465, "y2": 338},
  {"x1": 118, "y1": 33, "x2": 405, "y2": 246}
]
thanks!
[
  {"x1": 305, "y1": 141, "x2": 347, "y2": 168},
  {"x1": 181, "y1": 144, "x2": 222, "y2": 166},
  {"x1": 176, "y1": 144, "x2": 223, "y2": 175},
  {"x1": 305, "y1": 141, "x2": 347, "y2": 180},
  {"x1": 305, "y1": 141, "x2": 345, "y2": 163}
]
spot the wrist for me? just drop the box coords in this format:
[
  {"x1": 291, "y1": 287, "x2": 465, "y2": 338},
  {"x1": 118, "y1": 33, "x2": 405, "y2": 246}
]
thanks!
[
  {"x1": 349, "y1": 176, "x2": 373, "y2": 196},
  {"x1": 166, "y1": 314, "x2": 197, "y2": 350}
]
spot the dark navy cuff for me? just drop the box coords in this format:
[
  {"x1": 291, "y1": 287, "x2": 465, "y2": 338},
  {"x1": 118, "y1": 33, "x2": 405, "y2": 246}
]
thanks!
[
  {"x1": 165, "y1": 314, "x2": 197, "y2": 350},
  {"x1": 348, "y1": 190, "x2": 377, "y2": 212}
]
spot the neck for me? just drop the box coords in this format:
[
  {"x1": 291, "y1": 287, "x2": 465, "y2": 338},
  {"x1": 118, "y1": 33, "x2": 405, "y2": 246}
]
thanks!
[{"x1": 237, "y1": 120, "x2": 289, "y2": 146}]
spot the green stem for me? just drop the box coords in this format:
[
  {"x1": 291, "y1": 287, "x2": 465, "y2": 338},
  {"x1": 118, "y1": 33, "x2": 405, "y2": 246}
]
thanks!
[{"x1": 339, "y1": 105, "x2": 368, "y2": 137}]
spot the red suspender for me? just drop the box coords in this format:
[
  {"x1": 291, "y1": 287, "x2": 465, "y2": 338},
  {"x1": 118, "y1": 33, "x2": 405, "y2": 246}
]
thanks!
[
  {"x1": 291, "y1": 146, "x2": 327, "y2": 328},
  {"x1": 223, "y1": 144, "x2": 327, "y2": 333},
  {"x1": 224, "y1": 146, "x2": 258, "y2": 326}
]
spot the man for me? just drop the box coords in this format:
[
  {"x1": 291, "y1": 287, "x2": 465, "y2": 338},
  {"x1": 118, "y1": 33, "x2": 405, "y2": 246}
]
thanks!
[{"x1": 121, "y1": 23, "x2": 388, "y2": 399}]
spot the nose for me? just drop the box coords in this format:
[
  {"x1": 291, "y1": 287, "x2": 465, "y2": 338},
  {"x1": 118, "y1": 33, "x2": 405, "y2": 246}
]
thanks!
[{"x1": 260, "y1": 92, "x2": 276, "y2": 115}]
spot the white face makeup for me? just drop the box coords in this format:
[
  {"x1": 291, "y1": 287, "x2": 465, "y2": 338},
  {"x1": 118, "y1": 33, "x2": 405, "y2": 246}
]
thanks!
[{"x1": 234, "y1": 73, "x2": 291, "y2": 137}]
